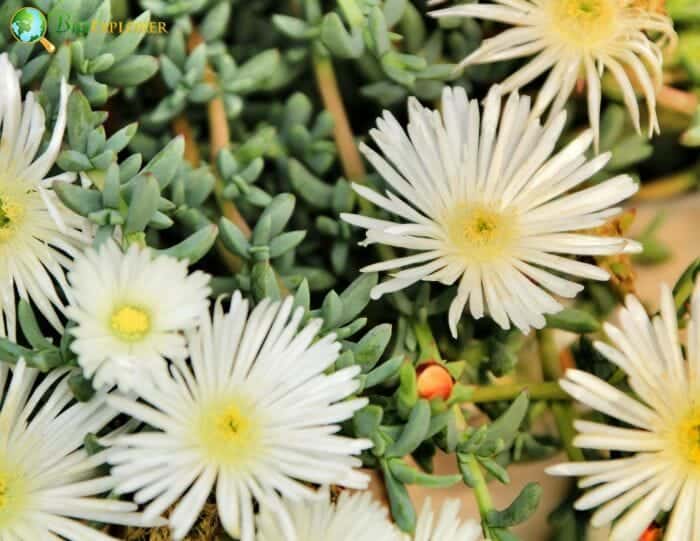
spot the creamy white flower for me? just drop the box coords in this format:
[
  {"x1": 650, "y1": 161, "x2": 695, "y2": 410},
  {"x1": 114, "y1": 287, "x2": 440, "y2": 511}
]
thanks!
[
  {"x1": 257, "y1": 487, "x2": 401, "y2": 541},
  {"x1": 0, "y1": 53, "x2": 91, "y2": 340},
  {"x1": 411, "y1": 498, "x2": 483, "y2": 541},
  {"x1": 66, "y1": 240, "x2": 211, "y2": 392},
  {"x1": 105, "y1": 293, "x2": 371, "y2": 541},
  {"x1": 0, "y1": 360, "x2": 160, "y2": 540},
  {"x1": 547, "y1": 281, "x2": 700, "y2": 541},
  {"x1": 342, "y1": 86, "x2": 639, "y2": 337},
  {"x1": 430, "y1": 0, "x2": 676, "y2": 146}
]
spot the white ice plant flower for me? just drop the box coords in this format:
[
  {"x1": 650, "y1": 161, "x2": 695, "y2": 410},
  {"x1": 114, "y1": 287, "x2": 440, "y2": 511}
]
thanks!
[
  {"x1": 429, "y1": 0, "x2": 676, "y2": 146},
  {"x1": 66, "y1": 240, "x2": 211, "y2": 392},
  {"x1": 105, "y1": 293, "x2": 371, "y2": 541},
  {"x1": 411, "y1": 498, "x2": 483, "y2": 541},
  {"x1": 342, "y1": 86, "x2": 640, "y2": 337},
  {"x1": 0, "y1": 360, "x2": 161, "y2": 540},
  {"x1": 0, "y1": 53, "x2": 91, "y2": 339},
  {"x1": 256, "y1": 487, "x2": 402, "y2": 541},
  {"x1": 547, "y1": 281, "x2": 700, "y2": 541}
]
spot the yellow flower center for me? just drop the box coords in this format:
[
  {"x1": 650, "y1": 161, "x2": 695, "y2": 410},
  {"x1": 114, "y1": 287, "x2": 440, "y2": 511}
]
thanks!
[
  {"x1": 196, "y1": 398, "x2": 263, "y2": 468},
  {"x1": 110, "y1": 305, "x2": 151, "y2": 342},
  {"x1": 549, "y1": 0, "x2": 619, "y2": 49},
  {"x1": 0, "y1": 464, "x2": 27, "y2": 529},
  {"x1": 0, "y1": 194, "x2": 25, "y2": 242},
  {"x1": 445, "y1": 204, "x2": 519, "y2": 263},
  {"x1": 675, "y1": 410, "x2": 700, "y2": 466}
]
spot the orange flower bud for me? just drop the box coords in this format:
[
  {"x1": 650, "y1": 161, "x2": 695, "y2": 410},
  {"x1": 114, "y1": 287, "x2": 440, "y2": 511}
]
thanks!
[
  {"x1": 639, "y1": 524, "x2": 662, "y2": 541},
  {"x1": 417, "y1": 363, "x2": 453, "y2": 400}
]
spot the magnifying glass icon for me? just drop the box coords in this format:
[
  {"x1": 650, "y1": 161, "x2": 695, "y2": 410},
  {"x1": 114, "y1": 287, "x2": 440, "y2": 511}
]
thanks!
[{"x1": 10, "y1": 7, "x2": 56, "y2": 54}]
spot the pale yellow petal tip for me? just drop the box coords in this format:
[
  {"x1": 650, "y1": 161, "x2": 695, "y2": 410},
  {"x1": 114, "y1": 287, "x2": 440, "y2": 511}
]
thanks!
[{"x1": 622, "y1": 239, "x2": 643, "y2": 254}]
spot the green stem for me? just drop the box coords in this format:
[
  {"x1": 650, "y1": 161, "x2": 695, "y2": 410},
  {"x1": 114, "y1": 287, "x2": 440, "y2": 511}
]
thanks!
[
  {"x1": 469, "y1": 381, "x2": 569, "y2": 403},
  {"x1": 412, "y1": 318, "x2": 442, "y2": 363},
  {"x1": 463, "y1": 454, "x2": 495, "y2": 539},
  {"x1": 537, "y1": 328, "x2": 560, "y2": 381},
  {"x1": 537, "y1": 329, "x2": 585, "y2": 462},
  {"x1": 551, "y1": 402, "x2": 584, "y2": 462},
  {"x1": 635, "y1": 169, "x2": 697, "y2": 202}
]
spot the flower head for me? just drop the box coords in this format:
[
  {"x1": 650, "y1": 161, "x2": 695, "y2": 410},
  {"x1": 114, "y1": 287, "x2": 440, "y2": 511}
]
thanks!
[
  {"x1": 413, "y1": 498, "x2": 482, "y2": 541},
  {"x1": 0, "y1": 53, "x2": 91, "y2": 339},
  {"x1": 257, "y1": 487, "x2": 401, "y2": 541},
  {"x1": 105, "y1": 293, "x2": 371, "y2": 540},
  {"x1": 66, "y1": 240, "x2": 211, "y2": 391},
  {"x1": 430, "y1": 0, "x2": 676, "y2": 146},
  {"x1": 342, "y1": 87, "x2": 639, "y2": 336},
  {"x1": 547, "y1": 281, "x2": 700, "y2": 541},
  {"x1": 0, "y1": 361, "x2": 160, "y2": 540}
]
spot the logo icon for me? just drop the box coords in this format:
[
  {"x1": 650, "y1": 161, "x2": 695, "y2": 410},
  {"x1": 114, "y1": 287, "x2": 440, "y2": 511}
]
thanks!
[{"x1": 10, "y1": 7, "x2": 55, "y2": 53}]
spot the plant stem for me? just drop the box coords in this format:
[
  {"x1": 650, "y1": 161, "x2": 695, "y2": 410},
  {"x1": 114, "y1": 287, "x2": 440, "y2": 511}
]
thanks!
[
  {"x1": 635, "y1": 169, "x2": 697, "y2": 201},
  {"x1": 311, "y1": 48, "x2": 397, "y2": 264},
  {"x1": 469, "y1": 381, "x2": 570, "y2": 403},
  {"x1": 186, "y1": 30, "x2": 288, "y2": 295},
  {"x1": 551, "y1": 401, "x2": 583, "y2": 459},
  {"x1": 172, "y1": 115, "x2": 200, "y2": 164},
  {"x1": 412, "y1": 318, "x2": 442, "y2": 363},
  {"x1": 172, "y1": 114, "x2": 243, "y2": 274},
  {"x1": 312, "y1": 50, "x2": 366, "y2": 184},
  {"x1": 191, "y1": 33, "x2": 252, "y2": 239},
  {"x1": 463, "y1": 454, "x2": 495, "y2": 539},
  {"x1": 178, "y1": 30, "x2": 254, "y2": 276},
  {"x1": 537, "y1": 329, "x2": 585, "y2": 461},
  {"x1": 657, "y1": 85, "x2": 698, "y2": 117}
]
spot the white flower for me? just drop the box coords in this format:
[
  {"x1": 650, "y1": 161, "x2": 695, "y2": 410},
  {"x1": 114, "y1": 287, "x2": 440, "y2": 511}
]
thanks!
[
  {"x1": 412, "y1": 499, "x2": 482, "y2": 541},
  {"x1": 256, "y1": 491, "x2": 482, "y2": 541},
  {"x1": 256, "y1": 487, "x2": 402, "y2": 541},
  {"x1": 547, "y1": 282, "x2": 700, "y2": 541},
  {"x1": 0, "y1": 360, "x2": 160, "y2": 540},
  {"x1": 105, "y1": 293, "x2": 371, "y2": 541},
  {"x1": 0, "y1": 53, "x2": 91, "y2": 339},
  {"x1": 429, "y1": 0, "x2": 676, "y2": 146},
  {"x1": 66, "y1": 240, "x2": 211, "y2": 392},
  {"x1": 342, "y1": 86, "x2": 639, "y2": 337}
]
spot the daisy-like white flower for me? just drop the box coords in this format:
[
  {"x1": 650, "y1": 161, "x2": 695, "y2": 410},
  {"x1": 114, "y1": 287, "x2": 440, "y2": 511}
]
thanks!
[
  {"x1": 429, "y1": 0, "x2": 676, "y2": 145},
  {"x1": 0, "y1": 360, "x2": 160, "y2": 540},
  {"x1": 342, "y1": 86, "x2": 639, "y2": 337},
  {"x1": 66, "y1": 240, "x2": 211, "y2": 392},
  {"x1": 412, "y1": 498, "x2": 482, "y2": 541},
  {"x1": 105, "y1": 293, "x2": 371, "y2": 541},
  {"x1": 0, "y1": 53, "x2": 91, "y2": 339},
  {"x1": 256, "y1": 487, "x2": 402, "y2": 541},
  {"x1": 547, "y1": 281, "x2": 700, "y2": 541}
]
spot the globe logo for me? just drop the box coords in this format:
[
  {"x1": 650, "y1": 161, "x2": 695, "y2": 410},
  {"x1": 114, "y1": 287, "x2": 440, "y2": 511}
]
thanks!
[{"x1": 10, "y1": 7, "x2": 55, "y2": 53}]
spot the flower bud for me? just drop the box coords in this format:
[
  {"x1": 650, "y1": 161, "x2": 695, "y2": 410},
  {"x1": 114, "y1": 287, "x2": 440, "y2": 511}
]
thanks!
[
  {"x1": 639, "y1": 524, "x2": 662, "y2": 541},
  {"x1": 417, "y1": 362, "x2": 453, "y2": 400}
]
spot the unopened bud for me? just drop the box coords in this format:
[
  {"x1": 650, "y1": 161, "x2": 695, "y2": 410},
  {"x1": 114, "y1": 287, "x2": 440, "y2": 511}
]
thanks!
[
  {"x1": 417, "y1": 362, "x2": 454, "y2": 400},
  {"x1": 639, "y1": 524, "x2": 662, "y2": 541}
]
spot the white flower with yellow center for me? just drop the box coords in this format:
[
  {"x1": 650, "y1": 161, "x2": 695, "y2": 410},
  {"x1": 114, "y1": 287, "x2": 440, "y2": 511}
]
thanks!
[
  {"x1": 0, "y1": 360, "x2": 160, "y2": 540},
  {"x1": 256, "y1": 487, "x2": 402, "y2": 541},
  {"x1": 547, "y1": 281, "x2": 700, "y2": 541},
  {"x1": 411, "y1": 499, "x2": 482, "y2": 541},
  {"x1": 0, "y1": 53, "x2": 91, "y2": 340},
  {"x1": 105, "y1": 293, "x2": 371, "y2": 541},
  {"x1": 429, "y1": 0, "x2": 676, "y2": 145},
  {"x1": 342, "y1": 86, "x2": 639, "y2": 336},
  {"x1": 66, "y1": 240, "x2": 211, "y2": 392}
]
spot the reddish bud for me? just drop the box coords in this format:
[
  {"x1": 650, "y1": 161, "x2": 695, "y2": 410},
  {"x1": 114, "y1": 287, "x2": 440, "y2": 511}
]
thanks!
[
  {"x1": 417, "y1": 363, "x2": 454, "y2": 400},
  {"x1": 639, "y1": 524, "x2": 662, "y2": 541}
]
